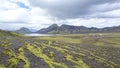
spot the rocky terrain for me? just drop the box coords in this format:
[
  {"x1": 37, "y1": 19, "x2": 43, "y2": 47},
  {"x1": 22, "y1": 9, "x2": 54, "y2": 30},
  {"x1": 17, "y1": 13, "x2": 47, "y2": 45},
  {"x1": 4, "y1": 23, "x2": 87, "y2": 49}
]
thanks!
[{"x1": 0, "y1": 30, "x2": 120, "y2": 68}]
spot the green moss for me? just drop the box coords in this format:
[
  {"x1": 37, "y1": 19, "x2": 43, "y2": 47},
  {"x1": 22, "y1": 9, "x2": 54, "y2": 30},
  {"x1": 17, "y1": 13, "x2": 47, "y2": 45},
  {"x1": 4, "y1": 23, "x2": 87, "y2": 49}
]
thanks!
[
  {"x1": 8, "y1": 57, "x2": 19, "y2": 68},
  {"x1": 10, "y1": 32, "x2": 23, "y2": 36},
  {"x1": 94, "y1": 42, "x2": 104, "y2": 46},
  {"x1": 37, "y1": 36, "x2": 82, "y2": 44},
  {"x1": 26, "y1": 43, "x2": 68, "y2": 68},
  {"x1": 3, "y1": 48, "x2": 16, "y2": 57},
  {"x1": 1, "y1": 32, "x2": 120, "y2": 68},
  {"x1": 1, "y1": 44, "x2": 30, "y2": 68},
  {"x1": 0, "y1": 65, "x2": 6, "y2": 68},
  {"x1": 104, "y1": 38, "x2": 120, "y2": 47},
  {"x1": 0, "y1": 41, "x2": 11, "y2": 47},
  {"x1": 43, "y1": 41, "x2": 89, "y2": 68},
  {"x1": 18, "y1": 46, "x2": 30, "y2": 68},
  {"x1": 48, "y1": 52, "x2": 54, "y2": 60},
  {"x1": 74, "y1": 59, "x2": 90, "y2": 68},
  {"x1": 65, "y1": 54, "x2": 89, "y2": 68}
]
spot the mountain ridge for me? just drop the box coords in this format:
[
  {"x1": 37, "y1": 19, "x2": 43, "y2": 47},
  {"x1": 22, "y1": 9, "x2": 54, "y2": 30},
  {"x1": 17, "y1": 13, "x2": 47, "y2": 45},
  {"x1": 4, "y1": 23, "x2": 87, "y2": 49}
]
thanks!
[
  {"x1": 37, "y1": 24, "x2": 120, "y2": 34},
  {"x1": 4, "y1": 24, "x2": 120, "y2": 34}
]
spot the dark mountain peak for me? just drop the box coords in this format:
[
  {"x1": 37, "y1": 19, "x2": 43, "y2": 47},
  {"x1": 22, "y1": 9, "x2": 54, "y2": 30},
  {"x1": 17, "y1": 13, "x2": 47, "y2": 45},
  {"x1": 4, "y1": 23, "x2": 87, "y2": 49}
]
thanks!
[
  {"x1": 20, "y1": 27, "x2": 27, "y2": 29},
  {"x1": 37, "y1": 24, "x2": 59, "y2": 34},
  {"x1": 48, "y1": 24, "x2": 59, "y2": 28},
  {"x1": 79, "y1": 26, "x2": 88, "y2": 29},
  {"x1": 16, "y1": 27, "x2": 31, "y2": 34},
  {"x1": 47, "y1": 24, "x2": 59, "y2": 30},
  {"x1": 19, "y1": 27, "x2": 29, "y2": 30},
  {"x1": 79, "y1": 26, "x2": 87, "y2": 28}
]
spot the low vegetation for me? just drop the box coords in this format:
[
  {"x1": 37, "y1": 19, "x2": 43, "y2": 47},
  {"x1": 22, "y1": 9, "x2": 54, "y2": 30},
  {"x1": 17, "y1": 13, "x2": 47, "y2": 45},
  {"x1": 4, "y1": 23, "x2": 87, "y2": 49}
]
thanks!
[{"x1": 0, "y1": 32, "x2": 120, "y2": 68}]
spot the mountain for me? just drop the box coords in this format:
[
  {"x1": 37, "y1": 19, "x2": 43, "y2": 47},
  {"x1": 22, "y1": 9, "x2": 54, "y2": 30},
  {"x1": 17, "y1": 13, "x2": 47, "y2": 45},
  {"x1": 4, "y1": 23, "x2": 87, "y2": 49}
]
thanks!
[
  {"x1": 101, "y1": 26, "x2": 120, "y2": 33},
  {"x1": 15, "y1": 27, "x2": 31, "y2": 34},
  {"x1": 37, "y1": 24, "x2": 120, "y2": 34},
  {"x1": 37, "y1": 24, "x2": 59, "y2": 33}
]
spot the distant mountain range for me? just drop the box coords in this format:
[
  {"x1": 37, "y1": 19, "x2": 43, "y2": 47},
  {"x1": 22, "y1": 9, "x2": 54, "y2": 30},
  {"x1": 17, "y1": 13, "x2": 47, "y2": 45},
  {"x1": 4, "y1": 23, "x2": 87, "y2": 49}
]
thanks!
[
  {"x1": 37, "y1": 24, "x2": 120, "y2": 34},
  {"x1": 15, "y1": 24, "x2": 120, "y2": 34}
]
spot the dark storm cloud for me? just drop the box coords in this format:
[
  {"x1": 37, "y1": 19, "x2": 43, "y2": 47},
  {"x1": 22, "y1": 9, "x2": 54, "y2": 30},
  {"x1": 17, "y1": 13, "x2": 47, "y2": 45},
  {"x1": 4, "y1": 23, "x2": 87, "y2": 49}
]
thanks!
[{"x1": 28, "y1": 0, "x2": 120, "y2": 19}]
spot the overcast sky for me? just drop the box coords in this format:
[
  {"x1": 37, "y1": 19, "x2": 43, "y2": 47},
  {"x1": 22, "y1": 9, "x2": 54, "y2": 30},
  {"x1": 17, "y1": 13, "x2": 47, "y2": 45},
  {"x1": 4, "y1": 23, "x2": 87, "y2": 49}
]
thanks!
[{"x1": 0, "y1": 0, "x2": 120, "y2": 31}]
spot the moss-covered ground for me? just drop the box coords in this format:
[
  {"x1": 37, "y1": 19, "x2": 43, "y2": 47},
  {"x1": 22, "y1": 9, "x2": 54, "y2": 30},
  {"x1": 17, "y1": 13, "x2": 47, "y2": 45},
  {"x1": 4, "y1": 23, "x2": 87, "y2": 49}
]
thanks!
[{"x1": 0, "y1": 33, "x2": 120, "y2": 68}]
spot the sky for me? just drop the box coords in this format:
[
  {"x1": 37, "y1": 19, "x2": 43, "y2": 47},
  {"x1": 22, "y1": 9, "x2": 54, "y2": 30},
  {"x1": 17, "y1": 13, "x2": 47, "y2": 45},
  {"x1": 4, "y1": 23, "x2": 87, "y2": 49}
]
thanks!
[{"x1": 0, "y1": 0, "x2": 120, "y2": 31}]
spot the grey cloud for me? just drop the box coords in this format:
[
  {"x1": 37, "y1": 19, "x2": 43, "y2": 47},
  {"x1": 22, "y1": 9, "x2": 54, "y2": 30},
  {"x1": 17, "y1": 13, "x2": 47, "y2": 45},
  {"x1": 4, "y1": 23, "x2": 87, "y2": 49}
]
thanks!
[
  {"x1": 89, "y1": 2, "x2": 120, "y2": 13},
  {"x1": 28, "y1": 0, "x2": 120, "y2": 19},
  {"x1": 0, "y1": 22, "x2": 29, "y2": 30},
  {"x1": 0, "y1": 21, "x2": 29, "y2": 24}
]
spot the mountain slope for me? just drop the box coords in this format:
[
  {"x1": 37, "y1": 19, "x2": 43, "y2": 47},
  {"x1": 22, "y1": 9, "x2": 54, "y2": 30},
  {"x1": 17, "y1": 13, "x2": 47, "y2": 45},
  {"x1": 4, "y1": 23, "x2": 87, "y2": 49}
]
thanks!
[
  {"x1": 15, "y1": 27, "x2": 31, "y2": 34},
  {"x1": 101, "y1": 26, "x2": 120, "y2": 33},
  {"x1": 37, "y1": 24, "x2": 59, "y2": 34},
  {"x1": 37, "y1": 24, "x2": 120, "y2": 34},
  {"x1": 0, "y1": 29, "x2": 22, "y2": 37}
]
